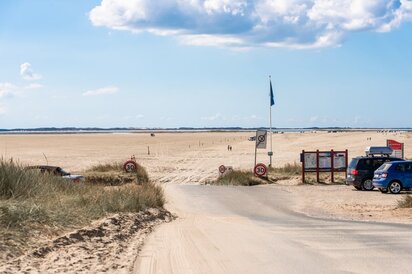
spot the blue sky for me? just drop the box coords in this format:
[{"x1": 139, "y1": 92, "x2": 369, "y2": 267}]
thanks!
[{"x1": 0, "y1": 0, "x2": 411, "y2": 129}]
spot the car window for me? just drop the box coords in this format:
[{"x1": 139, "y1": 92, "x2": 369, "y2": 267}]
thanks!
[
  {"x1": 395, "y1": 163, "x2": 406, "y2": 172},
  {"x1": 406, "y1": 163, "x2": 412, "y2": 172},
  {"x1": 348, "y1": 159, "x2": 358, "y2": 169},
  {"x1": 357, "y1": 159, "x2": 373, "y2": 169},
  {"x1": 377, "y1": 163, "x2": 391, "y2": 171},
  {"x1": 373, "y1": 159, "x2": 385, "y2": 169}
]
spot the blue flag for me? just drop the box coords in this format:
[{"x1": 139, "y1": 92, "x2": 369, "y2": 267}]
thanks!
[{"x1": 270, "y1": 80, "x2": 275, "y2": 106}]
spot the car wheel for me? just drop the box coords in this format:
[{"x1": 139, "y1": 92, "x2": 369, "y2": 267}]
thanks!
[
  {"x1": 354, "y1": 186, "x2": 361, "y2": 190},
  {"x1": 361, "y1": 179, "x2": 374, "y2": 191},
  {"x1": 388, "y1": 181, "x2": 402, "y2": 194},
  {"x1": 379, "y1": 188, "x2": 388, "y2": 193}
]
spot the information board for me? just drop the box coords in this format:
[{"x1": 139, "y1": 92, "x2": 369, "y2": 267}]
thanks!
[{"x1": 301, "y1": 149, "x2": 348, "y2": 183}]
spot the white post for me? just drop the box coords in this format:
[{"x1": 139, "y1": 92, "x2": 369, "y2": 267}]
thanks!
[{"x1": 269, "y1": 76, "x2": 273, "y2": 167}]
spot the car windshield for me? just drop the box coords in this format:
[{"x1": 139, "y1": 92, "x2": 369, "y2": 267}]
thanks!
[
  {"x1": 56, "y1": 167, "x2": 70, "y2": 176},
  {"x1": 376, "y1": 163, "x2": 391, "y2": 172},
  {"x1": 348, "y1": 159, "x2": 358, "y2": 169}
]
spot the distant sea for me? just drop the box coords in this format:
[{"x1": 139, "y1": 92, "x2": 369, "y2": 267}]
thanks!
[{"x1": 1, "y1": 127, "x2": 411, "y2": 135}]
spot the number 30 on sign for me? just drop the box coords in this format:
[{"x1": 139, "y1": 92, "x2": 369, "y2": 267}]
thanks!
[{"x1": 254, "y1": 163, "x2": 268, "y2": 177}]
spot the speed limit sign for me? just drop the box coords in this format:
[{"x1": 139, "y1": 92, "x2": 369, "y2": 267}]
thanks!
[
  {"x1": 254, "y1": 163, "x2": 268, "y2": 177},
  {"x1": 219, "y1": 165, "x2": 227, "y2": 175},
  {"x1": 123, "y1": 160, "x2": 138, "y2": 173}
]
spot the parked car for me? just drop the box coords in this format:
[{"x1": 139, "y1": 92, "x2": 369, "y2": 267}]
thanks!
[
  {"x1": 373, "y1": 161, "x2": 412, "y2": 194},
  {"x1": 346, "y1": 156, "x2": 403, "y2": 191},
  {"x1": 248, "y1": 136, "x2": 256, "y2": 141},
  {"x1": 26, "y1": 165, "x2": 85, "y2": 182}
]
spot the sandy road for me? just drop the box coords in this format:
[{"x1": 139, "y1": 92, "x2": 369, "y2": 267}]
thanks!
[{"x1": 135, "y1": 185, "x2": 412, "y2": 274}]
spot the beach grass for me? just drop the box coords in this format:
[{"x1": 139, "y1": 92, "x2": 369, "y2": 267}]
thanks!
[
  {"x1": 398, "y1": 195, "x2": 412, "y2": 208},
  {"x1": 84, "y1": 161, "x2": 149, "y2": 185},
  {"x1": 0, "y1": 159, "x2": 163, "y2": 256},
  {"x1": 269, "y1": 162, "x2": 301, "y2": 175},
  {"x1": 208, "y1": 170, "x2": 263, "y2": 186}
]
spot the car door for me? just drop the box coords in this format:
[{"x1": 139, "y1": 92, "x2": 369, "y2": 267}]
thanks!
[{"x1": 403, "y1": 163, "x2": 412, "y2": 188}]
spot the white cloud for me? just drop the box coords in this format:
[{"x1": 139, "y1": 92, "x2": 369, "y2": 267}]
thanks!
[
  {"x1": 136, "y1": 114, "x2": 144, "y2": 119},
  {"x1": 0, "y1": 105, "x2": 6, "y2": 115},
  {"x1": 25, "y1": 83, "x2": 44, "y2": 90},
  {"x1": 20, "y1": 63, "x2": 42, "y2": 81},
  {"x1": 89, "y1": 0, "x2": 412, "y2": 49},
  {"x1": 0, "y1": 83, "x2": 17, "y2": 99},
  {"x1": 82, "y1": 86, "x2": 119, "y2": 96},
  {"x1": 309, "y1": 116, "x2": 319, "y2": 123},
  {"x1": 201, "y1": 113, "x2": 223, "y2": 121}
]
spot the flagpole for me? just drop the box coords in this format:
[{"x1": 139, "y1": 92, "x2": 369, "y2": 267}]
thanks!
[{"x1": 269, "y1": 75, "x2": 273, "y2": 167}]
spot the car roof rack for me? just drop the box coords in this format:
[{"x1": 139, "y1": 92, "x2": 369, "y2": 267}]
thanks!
[{"x1": 365, "y1": 146, "x2": 393, "y2": 157}]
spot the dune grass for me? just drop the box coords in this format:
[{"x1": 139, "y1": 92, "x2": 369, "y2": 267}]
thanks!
[
  {"x1": 209, "y1": 171, "x2": 263, "y2": 186},
  {"x1": 85, "y1": 161, "x2": 149, "y2": 185},
  {"x1": 398, "y1": 195, "x2": 412, "y2": 208},
  {"x1": 269, "y1": 162, "x2": 301, "y2": 175},
  {"x1": 0, "y1": 159, "x2": 163, "y2": 256}
]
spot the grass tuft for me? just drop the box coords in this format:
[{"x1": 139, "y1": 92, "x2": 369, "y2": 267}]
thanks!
[
  {"x1": 398, "y1": 195, "x2": 412, "y2": 208},
  {"x1": 269, "y1": 162, "x2": 301, "y2": 175},
  {"x1": 85, "y1": 162, "x2": 149, "y2": 185},
  {"x1": 209, "y1": 171, "x2": 263, "y2": 186}
]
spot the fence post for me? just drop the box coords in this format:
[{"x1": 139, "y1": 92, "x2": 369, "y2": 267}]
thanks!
[
  {"x1": 331, "y1": 149, "x2": 334, "y2": 183},
  {"x1": 302, "y1": 150, "x2": 305, "y2": 184},
  {"x1": 316, "y1": 150, "x2": 320, "y2": 183},
  {"x1": 345, "y1": 149, "x2": 349, "y2": 180}
]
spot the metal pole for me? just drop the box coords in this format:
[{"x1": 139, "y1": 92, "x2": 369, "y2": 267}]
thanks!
[
  {"x1": 302, "y1": 150, "x2": 305, "y2": 184},
  {"x1": 269, "y1": 76, "x2": 273, "y2": 167},
  {"x1": 331, "y1": 149, "x2": 334, "y2": 183},
  {"x1": 254, "y1": 131, "x2": 258, "y2": 170}
]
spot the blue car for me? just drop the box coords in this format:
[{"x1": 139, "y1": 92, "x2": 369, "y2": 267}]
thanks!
[{"x1": 373, "y1": 161, "x2": 412, "y2": 194}]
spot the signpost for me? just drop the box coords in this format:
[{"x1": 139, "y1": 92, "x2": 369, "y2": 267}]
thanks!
[
  {"x1": 254, "y1": 163, "x2": 268, "y2": 177},
  {"x1": 387, "y1": 139, "x2": 404, "y2": 159},
  {"x1": 301, "y1": 149, "x2": 348, "y2": 183},
  {"x1": 254, "y1": 130, "x2": 267, "y2": 169}
]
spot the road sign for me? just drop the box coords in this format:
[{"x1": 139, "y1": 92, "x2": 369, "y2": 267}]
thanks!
[
  {"x1": 256, "y1": 130, "x2": 267, "y2": 149},
  {"x1": 254, "y1": 163, "x2": 268, "y2": 177},
  {"x1": 219, "y1": 165, "x2": 226, "y2": 174},
  {"x1": 123, "y1": 160, "x2": 137, "y2": 173},
  {"x1": 219, "y1": 165, "x2": 233, "y2": 176}
]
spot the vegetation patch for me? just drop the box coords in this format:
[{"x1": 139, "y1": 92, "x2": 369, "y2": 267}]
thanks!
[
  {"x1": 0, "y1": 160, "x2": 163, "y2": 259},
  {"x1": 398, "y1": 195, "x2": 412, "y2": 208},
  {"x1": 269, "y1": 162, "x2": 301, "y2": 175},
  {"x1": 84, "y1": 162, "x2": 149, "y2": 185},
  {"x1": 208, "y1": 171, "x2": 264, "y2": 186}
]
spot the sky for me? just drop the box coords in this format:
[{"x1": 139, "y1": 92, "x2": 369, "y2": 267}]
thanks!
[{"x1": 0, "y1": 0, "x2": 411, "y2": 129}]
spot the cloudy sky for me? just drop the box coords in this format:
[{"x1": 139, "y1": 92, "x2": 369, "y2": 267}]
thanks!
[{"x1": 0, "y1": 0, "x2": 411, "y2": 128}]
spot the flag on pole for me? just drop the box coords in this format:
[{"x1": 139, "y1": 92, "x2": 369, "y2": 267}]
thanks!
[{"x1": 270, "y1": 80, "x2": 275, "y2": 106}]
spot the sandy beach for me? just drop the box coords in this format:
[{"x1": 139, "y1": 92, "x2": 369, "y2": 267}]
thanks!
[
  {"x1": 1, "y1": 131, "x2": 412, "y2": 273},
  {"x1": 1, "y1": 130, "x2": 411, "y2": 223}
]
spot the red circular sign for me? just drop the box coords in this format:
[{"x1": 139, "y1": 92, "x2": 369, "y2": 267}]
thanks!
[
  {"x1": 219, "y1": 165, "x2": 227, "y2": 174},
  {"x1": 123, "y1": 160, "x2": 138, "y2": 173},
  {"x1": 254, "y1": 163, "x2": 268, "y2": 177}
]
